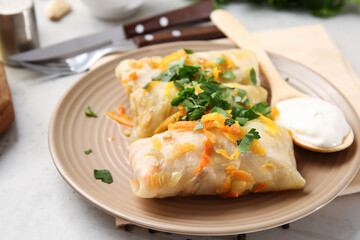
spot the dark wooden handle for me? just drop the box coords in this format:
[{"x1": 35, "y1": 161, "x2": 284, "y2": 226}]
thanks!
[
  {"x1": 133, "y1": 25, "x2": 225, "y2": 47},
  {"x1": 0, "y1": 62, "x2": 15, "y2": 135},
  {"x1": 123, "y1": 0, "x2": 214, "y2": 39}
]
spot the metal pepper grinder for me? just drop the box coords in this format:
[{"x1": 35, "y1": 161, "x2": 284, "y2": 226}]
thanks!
[{"x1": 0, "y1": 0, "x2": 39, "y2": 64}]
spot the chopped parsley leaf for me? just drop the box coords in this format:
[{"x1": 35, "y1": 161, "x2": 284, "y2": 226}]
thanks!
[
  {"x1": 243, "y1": 108, "x2": 260, "y2": 120},
  {"x1": 237, "y1": 128, "x2": 261, "y2": 153},
  {"x1": 225, "y1": 118, "x2": 236, "y2": 126},
  {"x1": 193, "y1": 122, "x2": 204, "y2": 132},
  {"x1": 142, "y1": 82, "x2": 150, "y2": 89},
  {"x1": 215, "y1": 57, "x2": 226, "y2": 64},
  {"x1": 159, "y1": 53, "x2": 270, "y2": 146},
  {"x1": 84, "y1": 149, "x2": 92, "y2": 155},
  {"x1": 85, "y1": 106, "x2": 97, "y2": 117},
  {"x1": 210, "y1": 106, "x2": 229, "y2": 117},
  {"x1": 252, "y1": 102, "x2": 272, "y2": 117},
  {"x1": 235, "y1": 117, "x2": 248, "y2": 126},
  {"x1": 184, "y1": 49, "x2": 194, "y2": 54},
  {"x1": 250, "y1": 68, "x2": 257, "y2": 85},
  {"x1": 221, "y1": 70, "x2": 236, "y2": 79},
  {"x1": 94, "y1": 169, "x2": 113, "y2": 183}
]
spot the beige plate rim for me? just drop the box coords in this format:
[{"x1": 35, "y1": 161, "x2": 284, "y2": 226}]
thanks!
[{"x1": 48, "y1": 41, "x2": 360, "y2": 235}]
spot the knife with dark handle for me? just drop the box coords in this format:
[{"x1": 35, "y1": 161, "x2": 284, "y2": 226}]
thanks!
[
  {"x1": 123, "y1": 0, "x2": 214, "y2": 38},
  {"x1": 8, "y1": 0, "x2": 215, "y2": 64},
  {"x1": 12, "y1": 24, "x2": 226, "y2": 75},
  {"x1": 133, "y1": 25, "x2": 225, "y2": 47}
]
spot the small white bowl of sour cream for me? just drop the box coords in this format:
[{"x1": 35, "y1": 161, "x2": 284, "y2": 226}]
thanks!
[{"x1": 81, "y1": 0, "x2": 144, "y2": 20}]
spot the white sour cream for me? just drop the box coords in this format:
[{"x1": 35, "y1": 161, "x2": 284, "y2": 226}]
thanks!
[{"x1": 275, "y1": 98, "x2": 350, "y2": 148}]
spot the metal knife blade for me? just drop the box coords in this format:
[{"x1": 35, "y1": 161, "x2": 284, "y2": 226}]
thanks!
[
  {"x1": 8, "y1": 0, "x2": 214, "y2": 65},
  {"x1": 8, "y1": 26, "x2": 125, "y2": 64}
]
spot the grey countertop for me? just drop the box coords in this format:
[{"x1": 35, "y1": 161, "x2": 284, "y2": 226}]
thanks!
[{"x1": 1, "y1": 1, "x2": 360, "y2": 239}]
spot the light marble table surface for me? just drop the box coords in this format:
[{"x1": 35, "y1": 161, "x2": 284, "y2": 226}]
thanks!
[{"x1": 1, "y1": 0, "x2": 360, "y2": 239}]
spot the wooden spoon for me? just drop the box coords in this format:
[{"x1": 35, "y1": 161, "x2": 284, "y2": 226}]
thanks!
[{"x1": 210, "y1": 9, "x2": 354, "y2": 153}]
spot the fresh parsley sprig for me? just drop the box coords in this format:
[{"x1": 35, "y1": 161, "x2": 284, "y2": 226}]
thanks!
[
  {"x1": 237, "y1": 128, "x2": 261, "y2": 153},
  {"x1": 94, "y1": 169, "x2": 113, "y2": 183},
  {"x1": 156, "y1": 50, "x2": 272, "y2": 153}
]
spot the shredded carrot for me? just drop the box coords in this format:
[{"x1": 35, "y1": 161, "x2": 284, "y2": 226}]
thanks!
[
  {"x1": 149, "y1": 172, "x2": 182, "y2": 189},
  {"x1": 130, "y1": 180, "x2": 139, "y2": 190},
  {"x1": 259, "y1": 115, "x2": 282, "y2": 136},
  {"x1": 216, "y1": 148, "x2": 240, "y2": 160},
  {"x1": 220, "y1": 191, "x2": 241, "y2": 198},
  {"x1": 141, "y1": 165, "x2": 159, "y2": 184},
  {"x1": 128, "y1": 71, "x2": 138, "y2": 80},
  {"x1": 151, "y1": 137, "x2": 162, "y2": 151},
  {"x1": 269, "y1": 106, "x2": 280, "y2": 120},
  {"x1": 120, "y1": 71, "x2": 138, "y2": 84},
  {"x1": 222, "y1": 123, "x2": 243, "y2": 135},
  {"x1": 159, "y1": 50, "x2": 187, "y2": 71},
  {"x1": 201, "y1": 112, "x2": 226, "y2": 126},
  {"x1": 194, "y1": 85, "x2": 203, "y2": 93},
  {"x1": 150, "y1": 175, "x2": 157, "y2": 189},
  {"x1": 249, "y1": 139, "x2": 266, "y2": 156},
  {"x1": 197, "y1": 58, "x2": 215, "y2": 68},
  {"x1": 193, "y1": 138, "x2": 213, "y2": 176},
  {"x1": 145, "y1": 81, "x2": 160, "y2": 91},
  {"x1": 260, "y1": 163, "x2": 274, "y2": 172},
  {"x1": 117, "y1": 105, "x2": 126, "y2": 114},
  {"x1": 203, "y1": 128, "x2": 216, "y2": 143},
  {"x1": 178, "y1": 105, "x2": 187, "y2": 116},
  {"x1": 168, "y1": 142, "x2": 196, "y2": 161},
  {"x1": 288, "y1": 130, "x2": 293, "y2": 137},
  {"x1": 170, "y1": 121, "x2": 197, "y2": 131},
  {"x1": 254, "y1": 184, "x2": 269, "y2": 193},
  {"x1": 226, "y1": 165, "x2": 253, "y2": 183},
  {"x1": 201, "y1": 121, "x2": 216, "y2": 142},
  {"x1": 218, "y1": 175, "x2": 232, "y2": 194},
  {"x1": 221, "y1": 53, "x2": 235, "y2": 68},
  {"x1": 154, "y1": 112, "x2": 182, "y2": 134},
  {"x1": 106, "y1": 111, "x2": 133, "y2": 127},
  {"x1": 212, "y1": 67, "x2": 221, "y2": 80},
  {"x1": 148, "y1": 60, "x2": 160, "y2": 68},
  {"x1": 130, "y1": 61, "x2": 143, "y2": 69},
  {"x1": 164, "y1": 81, "x2": 175, "y2": 97}
]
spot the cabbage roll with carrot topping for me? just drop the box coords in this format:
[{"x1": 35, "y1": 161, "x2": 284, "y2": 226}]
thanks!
[
  {"x1": 129, "y1": 113, "x2": 305, "y2": 198},
  {"x1": 129, "y1": 82, "x2": 268, "y2": 142},
  {"x1": 115, "y1": 49, "x2": 260, "y2": 95}
]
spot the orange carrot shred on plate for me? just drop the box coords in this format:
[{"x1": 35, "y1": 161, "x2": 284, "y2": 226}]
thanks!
[
  {"x1": 106, "y1": 111, "x2": 133, "y2": 127},
  {"x1": 193, "y1": 138, "x2": 213, "y2": 176},
  {"x1": 117, "y1": 106, "x2": 126, "y2": 115}
]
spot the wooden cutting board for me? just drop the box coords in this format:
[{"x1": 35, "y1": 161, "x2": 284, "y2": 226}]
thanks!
[{"x1": 0, "y1": 62, "x2": 15, "y2": 135}]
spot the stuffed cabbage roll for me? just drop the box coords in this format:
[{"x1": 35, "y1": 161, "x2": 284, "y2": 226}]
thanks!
[
  {"x1": 129, "y1": 113, "x2": 305, "y2": 198},
  {"x1": 129, "y1": 82, "x2": 268, "y2": 142},
  {"x1": 115, "y1": 49, "x2": 260, "y2": 95}
]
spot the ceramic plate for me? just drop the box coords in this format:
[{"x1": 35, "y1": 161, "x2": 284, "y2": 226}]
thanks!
[{"x1": 48, "y1": 41, "x2": 360, "y2": 235}]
